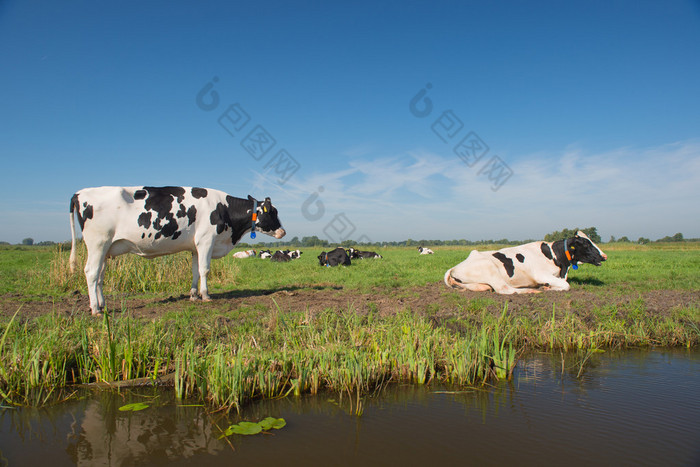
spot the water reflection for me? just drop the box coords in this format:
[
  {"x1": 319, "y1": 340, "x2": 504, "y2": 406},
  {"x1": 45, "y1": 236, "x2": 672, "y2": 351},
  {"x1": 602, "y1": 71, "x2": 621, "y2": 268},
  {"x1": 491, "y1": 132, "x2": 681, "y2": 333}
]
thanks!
[
  {"x1": 1, "y1": 350, "x2": 698, "y2": 467},
  {"x1": 0, "y1": 391, "x2": 224, "y2": 466},
  {"x1": 67, "y1": 395, "x2": 223, "y2": 465}
]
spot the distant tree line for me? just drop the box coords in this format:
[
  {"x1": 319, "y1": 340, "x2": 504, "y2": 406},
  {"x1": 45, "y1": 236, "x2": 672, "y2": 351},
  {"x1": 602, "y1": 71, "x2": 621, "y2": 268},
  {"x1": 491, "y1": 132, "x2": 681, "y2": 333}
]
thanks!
[
  {"x1": 0, "y1": 239, "x2": 71, "y2": 248},
  {"x1": 609, "y1": 232, "x2": 687, "y2": 244},
  {"x1": 543, "y1": 227, "x2": 602, "y2": 243},
  {"x1": 237, "y1": 235, "x2": 541, "y2": 249},
  {"x1": 241, "y1": 228, "x2": 695, "y2": 249},
  {"x1": 3, "y1": 230, "x2": 696, "y2": 249}
]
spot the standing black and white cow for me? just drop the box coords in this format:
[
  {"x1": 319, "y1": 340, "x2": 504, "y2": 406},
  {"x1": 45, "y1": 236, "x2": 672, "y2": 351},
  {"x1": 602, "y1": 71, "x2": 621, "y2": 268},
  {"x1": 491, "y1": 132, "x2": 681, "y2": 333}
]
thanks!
[
  {"x1": 69, "y1": 186, "x2": 285, "y2": 314},
  {"x1": 444, "y1": 231, "x2": 607, "y2": 294}
]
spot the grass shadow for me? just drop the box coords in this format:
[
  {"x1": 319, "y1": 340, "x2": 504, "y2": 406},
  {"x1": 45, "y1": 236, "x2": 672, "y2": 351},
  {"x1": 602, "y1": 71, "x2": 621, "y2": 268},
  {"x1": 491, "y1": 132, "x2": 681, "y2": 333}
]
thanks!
[
  {"x1": 569, "y1": 276, "x2": 606, "y2": 287},
  {"x1": 211, "y1": 285, "x2": 342, "y2": 300},
  {"x1": 156, "y1": 285, "x2": 343, "y2": 304}
]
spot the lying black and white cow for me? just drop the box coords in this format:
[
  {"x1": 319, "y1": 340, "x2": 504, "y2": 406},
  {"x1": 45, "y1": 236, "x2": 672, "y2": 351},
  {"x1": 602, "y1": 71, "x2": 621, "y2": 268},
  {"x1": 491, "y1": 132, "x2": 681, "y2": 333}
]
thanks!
[
  {"x1": 347, "y1": 247, "x2": 382, "y2": 259},
  {"x1": 264, "y1": 249, "x2": 302, "y2": 262},
  {"x1": 232, "y1": 249, "x2": 256, "y2": 259},
  {"x1": 444, "y1": 231, "x2": 607, "y2": 294},
  {"x1": 259, "y1": 250, "x2": 273, "y2": 259},
  {"x1": 318, "y1": 247, "x2": 351, "y2": 267},
  {"x1": 418, "y1": 246, "x2": 434, "y2": 255},
  {"x1": 270, "y1": 250, "x2": 291, "y2": 262},
  {"x1": 69, "y1": 186, "x2": 285, "y2": 314}
]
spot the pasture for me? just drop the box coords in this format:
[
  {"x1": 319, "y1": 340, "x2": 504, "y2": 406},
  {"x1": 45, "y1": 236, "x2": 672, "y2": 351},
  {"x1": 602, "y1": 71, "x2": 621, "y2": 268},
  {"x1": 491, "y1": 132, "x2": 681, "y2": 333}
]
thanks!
[{"x1": 0, "y1": 242, "x2": 698, "y2": 409}]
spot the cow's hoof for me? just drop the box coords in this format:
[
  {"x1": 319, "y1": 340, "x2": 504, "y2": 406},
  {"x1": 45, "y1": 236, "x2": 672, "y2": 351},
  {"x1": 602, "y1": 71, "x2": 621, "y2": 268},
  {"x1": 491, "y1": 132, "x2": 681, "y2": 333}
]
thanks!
[
  {"x1": 202, "y1": 297, "x2": 212, "y2": 303},
  {"x1": 91, "y1": 310, "x2": 104, "y2": 317},
  {"x1": 189, "y1": 295, "x2": 200, "y2": 302}
]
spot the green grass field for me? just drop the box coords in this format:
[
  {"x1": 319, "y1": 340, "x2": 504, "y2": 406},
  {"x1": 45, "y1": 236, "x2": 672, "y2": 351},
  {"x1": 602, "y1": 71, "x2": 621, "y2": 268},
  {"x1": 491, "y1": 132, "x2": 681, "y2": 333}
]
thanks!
[
  {"x1": 0, "y1": 242, "x2": 698, "y2": 409},
  {"x1": 2, "y1": 242, "x2": 699, "y2": 297}
]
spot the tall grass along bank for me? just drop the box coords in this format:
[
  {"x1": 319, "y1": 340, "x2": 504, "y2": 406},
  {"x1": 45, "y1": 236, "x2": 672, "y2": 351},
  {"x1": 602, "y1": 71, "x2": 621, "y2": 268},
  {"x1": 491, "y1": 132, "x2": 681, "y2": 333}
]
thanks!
[{"x1": 1, "y1": 301, "x2": 697, "y2": 409}]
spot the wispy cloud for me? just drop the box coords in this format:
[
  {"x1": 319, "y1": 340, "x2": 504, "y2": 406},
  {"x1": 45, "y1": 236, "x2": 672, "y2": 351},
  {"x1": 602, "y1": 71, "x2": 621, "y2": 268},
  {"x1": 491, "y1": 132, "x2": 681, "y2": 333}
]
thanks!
[{"x1": 256, "y1": 139, "x2": 700, "y2": 242}]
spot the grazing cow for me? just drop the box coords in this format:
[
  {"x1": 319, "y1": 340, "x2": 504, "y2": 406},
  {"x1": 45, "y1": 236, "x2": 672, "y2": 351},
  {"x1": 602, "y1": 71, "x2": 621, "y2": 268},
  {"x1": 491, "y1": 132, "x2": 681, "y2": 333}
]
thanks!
[
  {"x1": 318, "y1": 247, "x2": 351, "y2": 267},
  {"x1": 271, "y1": 250, "x2": 291, "y2": 262},
  {"x1": 418, "y1": 246, "x2": 434, "y2": 255},
  {"x1": 69, "y1": 186, "x2": 285, "y2": 315},
  {"x1": 259, "y1": 250, "x2": 272, "y2": 259},
  {"x1": 232, "y1": 250, "x2": 256, "y2": 259},
  {"x1": 444, "y1": 231, "x2": 607, "y2": 294},
  {"x1": 347, "y1": 247, "x2": 382, "y2": 259}
]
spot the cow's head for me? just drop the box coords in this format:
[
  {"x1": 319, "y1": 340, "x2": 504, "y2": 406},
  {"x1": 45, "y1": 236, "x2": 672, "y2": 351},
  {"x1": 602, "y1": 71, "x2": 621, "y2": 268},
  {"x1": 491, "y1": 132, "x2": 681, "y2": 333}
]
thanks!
[
  {"x1": 249, "y1": 196, "x2": 286, "y2": 239},
  {"x1": 570, "y1": 231, "x2": 607, "y2": 266}
]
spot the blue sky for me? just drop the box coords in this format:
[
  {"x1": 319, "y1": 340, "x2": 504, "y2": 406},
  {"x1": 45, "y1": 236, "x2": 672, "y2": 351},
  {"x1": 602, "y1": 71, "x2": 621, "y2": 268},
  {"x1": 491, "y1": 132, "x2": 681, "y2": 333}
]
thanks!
[{"x1": 2, "y1": 0, "x2": 699, "y2": 244}]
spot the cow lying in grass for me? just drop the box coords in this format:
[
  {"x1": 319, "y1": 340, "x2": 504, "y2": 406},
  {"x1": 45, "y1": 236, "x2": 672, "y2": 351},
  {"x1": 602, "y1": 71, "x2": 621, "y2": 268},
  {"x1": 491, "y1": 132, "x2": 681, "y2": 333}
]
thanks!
[
  {"x1": 260, "y1": 249, "x2": 303, "y2": 262},
  {"x1": 444, "y1": 231, "x2": 607, "y2": 294},
  {"x1": 318, "y1": 247, "x2": 351, "y2": 267},
  {"x1": 347, "y1": 247, "x2": 382, "y2": 259},
  {"x1": 232, "y1": 250, "x2": 256, "y2": 258}
]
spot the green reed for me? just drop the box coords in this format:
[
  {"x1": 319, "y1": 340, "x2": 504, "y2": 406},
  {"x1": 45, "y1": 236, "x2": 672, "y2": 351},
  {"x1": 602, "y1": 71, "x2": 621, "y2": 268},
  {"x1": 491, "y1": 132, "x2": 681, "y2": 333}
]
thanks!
[{"x1": 1, "y1": 298, "x2": 697, "y2": 409}]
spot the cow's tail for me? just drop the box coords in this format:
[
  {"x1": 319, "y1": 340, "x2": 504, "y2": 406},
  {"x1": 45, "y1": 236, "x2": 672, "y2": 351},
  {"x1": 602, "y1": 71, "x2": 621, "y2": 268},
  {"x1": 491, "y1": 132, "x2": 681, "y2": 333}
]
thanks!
[
  {"x1": 69, "y1": 194, "x2": 79, "y2": 274},
  {"x1": 444, "y1": 267, "x2": 460, "y2": 289}
]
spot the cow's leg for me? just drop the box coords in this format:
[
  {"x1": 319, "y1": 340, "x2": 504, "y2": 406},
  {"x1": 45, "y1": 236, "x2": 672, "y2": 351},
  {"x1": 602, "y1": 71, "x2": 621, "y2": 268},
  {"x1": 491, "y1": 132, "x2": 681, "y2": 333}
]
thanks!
[
  {"x1": 96, "y1": 257, "x2": 108, "y2": 309},
  {"x1": 190, "y1": 251, "x2": 200, "y2": 301},
  {"x1": 448, "y1": 257, "x2": 542, "y2": 295},
  {"x1": 488, "y1": 280, "x2": 524, "y2": 294},
  {"x1": 464, "y1": 283, "x2": 494, "y2": 292},
  {"x1": 481, "y1": 274, "x2": 543, "y2": 294},
  {"x1": 448, "y1": 256, "x2": 513, "y2": 294},
  {"x1": 84, "y1": 241, "x2": 111, "y2": 315},
  {"x1": 537, "y1": 276, "x2": 570, "y2": 292},
  {"x1": 445, "y1": 268, "x2": 494, "y2": 291},
  {"x1": 194, "y1": 242, "x2": 214, "y2": 301}
]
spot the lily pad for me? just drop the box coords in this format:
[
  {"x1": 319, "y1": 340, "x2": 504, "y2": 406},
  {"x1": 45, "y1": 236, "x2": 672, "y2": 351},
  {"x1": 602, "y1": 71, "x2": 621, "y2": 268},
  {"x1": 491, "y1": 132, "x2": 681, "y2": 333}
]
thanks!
[
  {"x1": 230, "y1": 421, "x2": 263, "y2": 435},
  {"x1": 220, "y1": 417, "x2": 287, "y2": 438},
  {"x1": 118, "y1": 402, "x2": 150, "y2": 412},
  {"x1": 259, "y1": 417, "x2": 286, "y2": 430}
]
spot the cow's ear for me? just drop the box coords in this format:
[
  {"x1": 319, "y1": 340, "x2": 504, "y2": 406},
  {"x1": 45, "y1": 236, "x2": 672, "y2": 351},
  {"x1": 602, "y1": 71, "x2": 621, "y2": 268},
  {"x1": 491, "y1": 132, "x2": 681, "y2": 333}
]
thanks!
[
  {"x1": 263, "y1": 197, "x2": 272, "y2": 213},
  {"x1": 247, "y1": 195, "x2": 257, "y2": 203}
]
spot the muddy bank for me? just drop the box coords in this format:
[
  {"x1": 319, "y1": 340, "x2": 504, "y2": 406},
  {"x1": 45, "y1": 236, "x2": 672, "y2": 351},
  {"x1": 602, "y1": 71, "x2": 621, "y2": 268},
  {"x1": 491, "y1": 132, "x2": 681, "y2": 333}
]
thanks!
[{"x1": 2, "y1": 283, "x2": 697, "y2": 323}]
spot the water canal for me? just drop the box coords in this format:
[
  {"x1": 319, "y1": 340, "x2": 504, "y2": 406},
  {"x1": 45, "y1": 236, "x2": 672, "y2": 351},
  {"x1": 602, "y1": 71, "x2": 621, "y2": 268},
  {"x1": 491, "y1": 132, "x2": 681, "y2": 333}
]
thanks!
[{"x1": 1, "y1": 350, "x2": 698, "y2": 466}]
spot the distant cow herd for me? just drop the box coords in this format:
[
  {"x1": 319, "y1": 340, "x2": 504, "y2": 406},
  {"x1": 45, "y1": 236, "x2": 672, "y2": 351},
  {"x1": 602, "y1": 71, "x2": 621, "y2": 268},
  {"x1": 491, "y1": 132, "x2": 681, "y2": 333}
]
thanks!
[
  {"x1": 69, "y1": 185, "x2": 607, "y2": 315},
  {"x1": 229, "y1": 246, "x2": 383, "y2": 266}
]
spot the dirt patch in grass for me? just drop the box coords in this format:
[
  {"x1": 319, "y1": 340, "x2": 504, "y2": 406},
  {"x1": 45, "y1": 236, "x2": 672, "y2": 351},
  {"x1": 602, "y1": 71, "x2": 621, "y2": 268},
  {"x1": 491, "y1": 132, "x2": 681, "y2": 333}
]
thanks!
[{"x1": 2, "y1": 284, "x2": 698, "y2": 323}]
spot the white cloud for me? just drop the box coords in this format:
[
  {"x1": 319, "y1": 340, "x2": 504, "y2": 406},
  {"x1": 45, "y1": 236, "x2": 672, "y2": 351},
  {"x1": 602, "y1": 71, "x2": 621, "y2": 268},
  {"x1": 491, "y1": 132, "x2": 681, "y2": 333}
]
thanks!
[{"x1": 255, "y1": 139, "x2": 700, "y2": 242}]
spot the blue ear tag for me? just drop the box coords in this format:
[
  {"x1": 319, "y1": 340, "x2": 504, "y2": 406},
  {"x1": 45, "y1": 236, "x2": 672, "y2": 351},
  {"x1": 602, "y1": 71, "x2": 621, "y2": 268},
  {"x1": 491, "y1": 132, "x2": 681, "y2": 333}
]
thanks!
[
  {"x1": 572, "y1": 264, "x2": 578, "y2": 270},
  {"x1": 250, "y1": 200, "x2": 258, "y2": 239}
]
